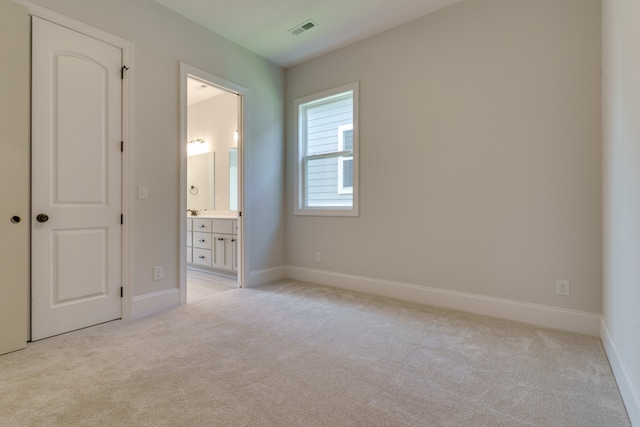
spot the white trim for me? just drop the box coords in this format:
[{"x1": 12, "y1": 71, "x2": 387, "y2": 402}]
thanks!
[
  {"x1": 285, "y1": 266, "x2": 601, "y2": 336},
  {"x1": 17, "y1": 0, "x2": 135, "y2": 319},
  {"x1": 179, "y1": 66, "x2": 188, "y2": 304},
  {"x1": 14, "y1": 0, "x2": 131, "y2": 49},
  {"x1": 601, "y1": 320, "x2": 640, "y2": 426},
  {"x1": 121, "y1": 31, "x2": 134, "y2": 320},
  {"x1": 337, "y1": 124, "x2": 354, "y2": 195},
  {"x1": 131, "y1": 289, "x2": 180, "y2": 318},
  {"x1": 179, "y1": 63, "x2": 248, "y2": 301},
  {"x1": 244, "y1": 266, "x2": 287, "y2": 288}
]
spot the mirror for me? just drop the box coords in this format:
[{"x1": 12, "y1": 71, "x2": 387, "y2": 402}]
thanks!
[{"x1": 187, "y1": 152, "x2": 215, "y2": 211}]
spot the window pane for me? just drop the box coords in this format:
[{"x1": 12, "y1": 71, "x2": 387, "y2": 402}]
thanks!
[
  {"x1": 306, "y1": 156, "x2": 353, "y2": 207},
  {"x1": 342, "y1": 158, "x2": 353, "y2": 188},
  {"x1": 305, "y1": 94, "x2": 353, "y2": 156},
  {"x1": 343, "y1": 129, "x2": 353, "y2": 151}
]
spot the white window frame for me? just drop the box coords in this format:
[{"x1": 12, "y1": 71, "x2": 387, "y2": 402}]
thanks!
[
  {"x1": 294, "y1": 82, "x2": 359, "y2": 216},
  {"x1": 337, "y1": 124, "x2": 353, "y2": 195}
]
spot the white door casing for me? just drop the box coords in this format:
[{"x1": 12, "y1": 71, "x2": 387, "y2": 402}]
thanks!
[
  {"x1": 31, "y1": 17, "x2": 122, "y2": 340},
  {"x1": 179, "y1": 63, "x2": 247, "y2": 302}
]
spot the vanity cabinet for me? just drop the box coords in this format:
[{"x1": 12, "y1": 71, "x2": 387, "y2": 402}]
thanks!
[
  {"x1": 187, "y1": 219, "x2": 193, "y2": 263},
  {"x1": 187, "y1": 218, "x2": 237, "y2": 273}
]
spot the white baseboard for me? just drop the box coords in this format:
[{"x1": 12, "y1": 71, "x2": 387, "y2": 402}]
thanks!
[
  {"x1": 602, "y1": 320, "x2": 640, "y2": 426},
  {"x1": 243, "y1": 266, "x2": 287, "y2": 288},
  {"x1": 132, "y1": 288, "x2": 180, "y2": 318},
  {"x1": 285, "y1": 266, "x2": 601, "y2": 336}
]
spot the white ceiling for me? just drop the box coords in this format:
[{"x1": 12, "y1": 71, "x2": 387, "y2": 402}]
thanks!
[
  {"x1": 187, "y1": 77, "x2": 225, "y2": 106},
  {"x1": 153, "y1": 0, "x2": 464, "y2": 68}
]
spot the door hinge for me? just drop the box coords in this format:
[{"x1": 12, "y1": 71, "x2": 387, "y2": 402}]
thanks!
[
  {"x1": 120, "y1": 214, "x2": 123, "y2": 225},
  {"x1": 239, "y1": 211, "x2": 242, "y2": 217},
  {"x1": 121, "y1": 141, "x2": 124, "y2": 152},
  {"x1": 121, "y1": 65, "x2": 129, "y2": 79},
  {"x1": 120, "y1": 287, "x2": 123, "y2": 298}
]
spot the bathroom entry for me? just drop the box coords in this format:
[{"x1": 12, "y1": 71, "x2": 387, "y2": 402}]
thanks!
[{"x1": 179, "y1": 64, "x2": 246, "y2": 303}]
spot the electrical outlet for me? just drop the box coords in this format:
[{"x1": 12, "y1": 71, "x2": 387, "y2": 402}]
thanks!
[
  {"x1": 153, "y1": 266, "x2": 163, "y2": 281},
  {"x1": 556, "y1": 279, "x2": 570, "y2": 296},
  {"x1": 315, "y1": 251, "x2": 321, "y2": 262}
]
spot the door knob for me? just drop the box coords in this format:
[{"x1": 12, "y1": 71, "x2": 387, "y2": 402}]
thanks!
[
  {"x1": 10, "y1": 216, "x2": 21, "y2": 224},
  {"x1": 36, "y1": 213, "x2": 49, "y2": 223}
]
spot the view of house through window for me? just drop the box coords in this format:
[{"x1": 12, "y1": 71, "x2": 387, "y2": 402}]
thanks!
[{"x1": 295, "y1": 82, "x2": 359, "y2": 216}]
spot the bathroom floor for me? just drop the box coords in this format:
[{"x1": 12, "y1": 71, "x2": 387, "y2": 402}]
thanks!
[{"x1": 187, "y1": 268, "x2": 237, "y2": 303}]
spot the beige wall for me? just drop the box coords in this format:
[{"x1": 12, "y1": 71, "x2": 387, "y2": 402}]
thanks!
[
  {"x1": 188, "y1": 93, "x2": 238, "y2": 211},
  {"x1": 286, "y1": 0, "x2": 602, "y2": 313},
  {"x1": 602, "y1": 0, "x2": 640, "y2": 423},
  {"x1": 0, "y1": 0, "x2": 29, "y2": 354},
  {"x1": 3, "y1": 0, "x2": 284, "y2": 300}
]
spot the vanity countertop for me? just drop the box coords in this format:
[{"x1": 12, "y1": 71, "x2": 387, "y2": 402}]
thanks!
[{"x1": 187, "y1": 212, "x2": 237, "y2": 220}]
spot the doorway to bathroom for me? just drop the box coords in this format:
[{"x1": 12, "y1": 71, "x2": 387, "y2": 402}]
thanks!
[{"x1": 179, "y1": 63, "x2": 246, "y2": 303}]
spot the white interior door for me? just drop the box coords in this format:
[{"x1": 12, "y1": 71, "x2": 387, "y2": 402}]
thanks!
[
  {"x1": 0, "y1": 0, "x2": 30, "y2": 355},
  {"x1": 31, "y1": 17, "x2": 122, "y2": 341}
]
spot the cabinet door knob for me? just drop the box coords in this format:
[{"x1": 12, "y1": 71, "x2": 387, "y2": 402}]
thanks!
[
  {"x1": 198, "y1": 239, "x2": 205, "y2": 242},
  {"x1": 198, "y1": 255, "x2": 205, "y2": 259},
  {"x1": 36, "y1": 213, "x2": 49, "y2": 223},
  {"x1": 198, "y1": 224, "x2": 205, "y2": 228},
  {"x1": 10, "y1": 216, "x2": 21, "y2": 224}
]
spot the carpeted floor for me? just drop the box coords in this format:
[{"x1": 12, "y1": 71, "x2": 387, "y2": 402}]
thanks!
[{"x1": 0, "y1": 280, "x2": 631, "y2": 426}]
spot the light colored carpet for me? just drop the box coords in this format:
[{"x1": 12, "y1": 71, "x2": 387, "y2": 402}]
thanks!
[{"x1": 0, "y1": 280, "x2": 631, "y2": 426}]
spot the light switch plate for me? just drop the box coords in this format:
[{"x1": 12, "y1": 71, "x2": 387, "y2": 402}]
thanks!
[{"x1": 138, "y1": 186, "x2": 148, "y2": 200}]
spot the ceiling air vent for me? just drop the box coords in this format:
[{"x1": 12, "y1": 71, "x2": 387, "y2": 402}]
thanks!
[{"x1": 289, "y1": 20, "x2": 318, "y2": 36}]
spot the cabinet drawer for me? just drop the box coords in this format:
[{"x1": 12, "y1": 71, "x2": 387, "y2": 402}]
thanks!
[
  {"x1": 186, "y1": 247, "x2": 192, "y2": 264},
  {"x1": 192, "y1": 248, "x2": 212, "y2": 267},
  {"x1": 193, "y1": 219, "x2": 212, "y2": 232},
  {"x1": 186, "y1": 231, "x2": 192, "y2": 247},
  {"x1": 193, "y1": 232, "x2": 212, "y2": 249},
  {"x1": 211, "y1": 219, "x2": 233, "y2": 234}
]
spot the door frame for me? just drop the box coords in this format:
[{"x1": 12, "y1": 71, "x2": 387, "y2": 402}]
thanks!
[
  {"x1": 20, "y1": 0, "x2": 135, "y2": 321},
  {"x1": 179, "y1": 62, "x2": 248, "y2": 302}
]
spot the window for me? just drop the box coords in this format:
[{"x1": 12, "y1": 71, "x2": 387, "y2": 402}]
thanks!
[{"x1": 294, "y1": 82, "x2": 359, "y2": 216}]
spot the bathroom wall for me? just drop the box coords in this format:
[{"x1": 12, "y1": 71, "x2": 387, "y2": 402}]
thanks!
[{"x1": 186, "y1": 152, "x2": 213, "y2": 211}]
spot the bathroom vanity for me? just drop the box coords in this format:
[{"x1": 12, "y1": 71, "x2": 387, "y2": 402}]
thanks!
[{"x1": 187, "y1": 215, "x2": 238, "y2": 274}]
